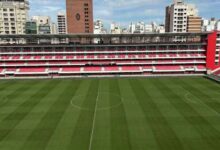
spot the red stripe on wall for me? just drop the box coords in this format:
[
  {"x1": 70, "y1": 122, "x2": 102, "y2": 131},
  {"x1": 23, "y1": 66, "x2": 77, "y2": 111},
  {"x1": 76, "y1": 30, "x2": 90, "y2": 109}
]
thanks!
[{"x1": 206, "y1": 31, "x2": 218, "y2": 70}]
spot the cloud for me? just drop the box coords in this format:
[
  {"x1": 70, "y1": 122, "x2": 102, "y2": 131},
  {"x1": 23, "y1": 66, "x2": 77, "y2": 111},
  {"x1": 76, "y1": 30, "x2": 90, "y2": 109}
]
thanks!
[{"x1": 29, "y1": 0, "x2": 220, "y2": 27}]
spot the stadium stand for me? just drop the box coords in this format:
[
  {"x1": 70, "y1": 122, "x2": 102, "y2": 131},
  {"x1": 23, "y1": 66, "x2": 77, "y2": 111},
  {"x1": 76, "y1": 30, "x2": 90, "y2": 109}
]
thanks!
[
  {"x1": 0, "y1": 47, "x2": 207, "y2": 77},
  {"x1": 0, "y1": 32, "x2": 219, "y2": 78}
]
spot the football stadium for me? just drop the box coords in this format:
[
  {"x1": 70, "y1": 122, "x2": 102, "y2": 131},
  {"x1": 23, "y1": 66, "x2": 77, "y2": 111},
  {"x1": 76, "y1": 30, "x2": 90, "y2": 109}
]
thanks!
[
  {"x1": 0, "y1": 31, "x2": 219, "y2": 150},
  {"x1": 0, "y1": 0, "x2": 220, "y2": 149}
]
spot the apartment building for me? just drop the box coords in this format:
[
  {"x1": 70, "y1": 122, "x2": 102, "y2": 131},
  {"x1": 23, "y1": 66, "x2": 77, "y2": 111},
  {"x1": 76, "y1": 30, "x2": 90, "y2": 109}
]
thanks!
[{"x1": 0, "y1": 0, "x2": 29, "y2": 34}]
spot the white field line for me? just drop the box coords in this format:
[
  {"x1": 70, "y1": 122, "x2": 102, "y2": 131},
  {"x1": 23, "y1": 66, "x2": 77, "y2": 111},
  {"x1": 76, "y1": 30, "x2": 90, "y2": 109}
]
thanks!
[
  {"x1": 70, "y1": 92, "x2": 123, "y2": 111},
  {"x1": 88, "y1": 85, "x2": 100, "y2": 150},
  {"x1": 184, "y1": 93, "x2": 197, "y2": 104}
]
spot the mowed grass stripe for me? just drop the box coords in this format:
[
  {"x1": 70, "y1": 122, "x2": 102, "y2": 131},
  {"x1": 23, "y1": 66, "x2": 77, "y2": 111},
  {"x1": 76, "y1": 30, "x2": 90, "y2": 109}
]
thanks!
[
  {"x1": 0, "y1": 80, "x2": 60, "y2": 142},
  {"x1": 67, "y1": 79, "x2": 99, "y2": 150},
  {"x1": 182, "y1": 77, "x2": 220, "y2": 97},
  {"x1": 20, "y1": 80, "x2": 81, "y2": 150},
  {"x1": 155, "y1": 78, "x2": 220, "y2": 150},
  {"x1": 0, "y1": 81, "x2": 29, "y2": 110},
  {"x1": 144, "y1": 78, "x2": 210, "y2": 150},
  {"x1": 178, "y1": 78, "x2": 220, "y2": 114},
  {"x1": 89, "y1": 79, "x2": 111, "y2": 150},
  {"x1": 141, "y1": 79, "x2": 201, "y2": 135},
  {"x1": 129, "y1": 79, "x2": 184, "y2": 150},
  {"x1": 119, "y1": 79, "x2": 159, "y2": 150},
  {"x1": 44, "y1": 80, "x2": 91, "y2": 150},
  {"x1": 198, "y1": 77, "x2": 220, "y2": 89},
  {"x1": 167, "y1": 78, "x2": 220, "y2": 127},
  {"x1": 0, "y1": 80, "x2": 41, "y2": 121},
  {"x1": 0, "y1": 80, "x2": 18, "y2": 92},
  {"x1": 170, "y1": 78, "x2": 220, "y2": 134},
  {"x1": 109, "y1": 79, "x2": 132, "y2": 150},
  {"x1": 0, "y1": 81, "x2": 68, "y2": 150}
]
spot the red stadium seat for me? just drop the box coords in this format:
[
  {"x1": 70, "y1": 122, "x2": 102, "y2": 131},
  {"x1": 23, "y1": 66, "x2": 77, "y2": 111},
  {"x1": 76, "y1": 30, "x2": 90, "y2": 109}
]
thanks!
[
  {"x1": 156, "y1": 66, "x2": 181, "y2": 70},
  {"x1": 62, "y1": 67, "x2": 81, "y2": 72},
  {"x1": 84, "y1": 67, "x2": 102, "y2": 72},
  {"x1": 19, "y1": 68, "x2": 45, "y2": 73},
  {"x1": 122, "y1": 66, "x2": 140, "y2": 71},
  {"x1": 105, "y1": 66, "x2": 119, "y2": 71}
]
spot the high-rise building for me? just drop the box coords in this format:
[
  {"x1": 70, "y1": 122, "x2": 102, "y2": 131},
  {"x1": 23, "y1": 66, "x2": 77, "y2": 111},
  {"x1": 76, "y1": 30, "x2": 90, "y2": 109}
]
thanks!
[
  {"x1": 93, "y1": 20, "x2": 106, "y2": 43},
  {"x1": 216, "y1": 21, "x2": 220, "y2": 31},
  {"x1": 129, "y1": 22, "x2": 136, "y2": 33},
  {"x1": 31, "y1": 16, "x2": 56, "y2": 34},
  {"x1": 165, "y1": 0, "x2": 188, "y2": 33},
  {"x1": 165, "y1": 6, "x2": 171, "y2": 32},
  {"x1": 165, "y1": 0, "x2": 201, "y2": 33},
  {"x1": 57, "y1": 12, "x2": 67, "y2": 34},
  {"x1": 0, "y1": 0, "x2": 29, "y2": 34},
  {"x1": 50, "y1": 23, "x2": 57, "y2": 34},
  {"x1": 202, "y1": 18, "x2": 220, "y2": 32},
  {"x1": 66, "y1": 0, "x2": 93, "y2": 34},
  {"x1": 187, "y1": 16, "x2": 202, "y2": 32},
  {"x1": 134, "y1": 22, "x2": 145, "y2": 33},
  {"x1": 186, "y1": 4, "x2": 201, "y2": 32},
  {"x1": 31, "y1": 16, "x2": 50, "y2": 34},
  {"x1": 94, "y1": 19, "x2": 106, "y2": 34},
  {"x1": 32, "y1": 16, "x2": 50, "y2": 25},
  {"x1": 110, "y1": 22, "x2": 121, "y2": 34},
  {"x1": 38, "y1": 24, "x2": 51, "y2": 34},
  {"x1": 25, "y1": 21, "x2": 37, "y2": 34}
]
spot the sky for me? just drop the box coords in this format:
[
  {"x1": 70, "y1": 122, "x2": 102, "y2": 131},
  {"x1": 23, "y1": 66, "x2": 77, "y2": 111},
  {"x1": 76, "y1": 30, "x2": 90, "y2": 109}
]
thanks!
[{"x1": 29, "y1": 0, "x2": 220, "y2": 27}]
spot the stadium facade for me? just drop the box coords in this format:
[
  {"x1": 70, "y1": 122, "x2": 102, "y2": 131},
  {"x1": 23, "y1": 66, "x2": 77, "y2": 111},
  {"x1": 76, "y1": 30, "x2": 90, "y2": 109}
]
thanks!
[{"x1": 0, "y1": 31, "x2": 219, "y2": 78}]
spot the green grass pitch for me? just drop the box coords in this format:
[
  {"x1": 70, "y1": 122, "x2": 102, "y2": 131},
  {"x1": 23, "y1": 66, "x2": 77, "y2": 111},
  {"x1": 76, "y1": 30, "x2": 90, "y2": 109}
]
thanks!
[{"x1": 0, "y1": 77, "x2": 220, "y2": 150}]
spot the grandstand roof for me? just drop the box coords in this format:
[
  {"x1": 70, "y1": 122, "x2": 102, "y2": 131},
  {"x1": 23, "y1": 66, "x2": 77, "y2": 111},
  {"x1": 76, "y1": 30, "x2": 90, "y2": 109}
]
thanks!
[{"x1": 0, "y1": 32, "x2": 210, "y2": 39}]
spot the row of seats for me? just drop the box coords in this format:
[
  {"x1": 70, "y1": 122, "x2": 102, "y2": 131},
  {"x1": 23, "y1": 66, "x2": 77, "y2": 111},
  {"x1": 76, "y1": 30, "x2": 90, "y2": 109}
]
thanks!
[
  {"x1": 0, "y1": 65, "x2": 206, "y2": 74},
  {"x1": 0, "y1": 53, "x2": 206, "y2": 60},
  {"x1": 0, "y1": 48, "x2": 206, "y2": 53},
  {"x1": 0, "y1": 60, "x2": 206, "y2": 67}
]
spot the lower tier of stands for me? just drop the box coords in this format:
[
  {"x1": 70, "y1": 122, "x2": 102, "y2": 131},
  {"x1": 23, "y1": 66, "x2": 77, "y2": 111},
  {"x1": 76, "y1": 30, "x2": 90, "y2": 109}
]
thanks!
[{"x1": 0, "y1": 65, "x2": 207, "y2": 77}]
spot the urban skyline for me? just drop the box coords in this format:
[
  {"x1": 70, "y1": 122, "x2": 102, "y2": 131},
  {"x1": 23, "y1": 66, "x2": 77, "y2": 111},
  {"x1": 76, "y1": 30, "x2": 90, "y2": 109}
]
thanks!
[{"x1": 30, "y1": 0, "x2": 220, "y2": 27}]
